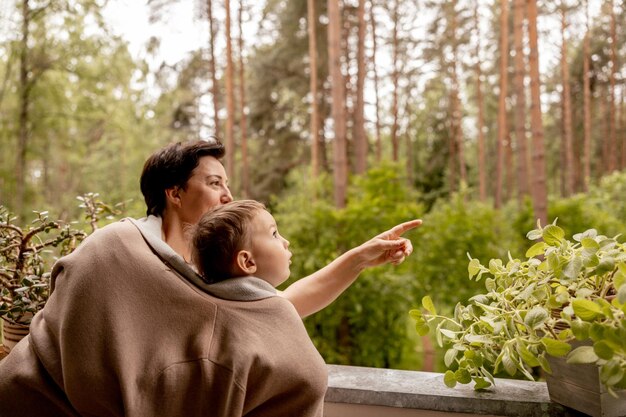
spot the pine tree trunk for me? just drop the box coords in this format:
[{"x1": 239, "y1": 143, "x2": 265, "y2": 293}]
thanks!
[
  {"x1": 207, "y1": 0, "x2": 220, "y2": 137},
  {"x1": 307, "y1": 0, "x2": 320, "y2": 179},
  {"x1": 370, "y1": 0, "x2": 382, "y2": 162},
  {"x1": 608, "y1": 0, "x2": 617, "y2": 172},
  {"x1": 527, "y1": 0, "x2": 548, "y2": 225},
  {"x1": 619, "y1": 88, "x2": 626, "y2": 170},
  {"x1": 473, "y1": 0, "x2": 487, "y2": 201},
  {"x1": 495, "y1": 0, "x2": 509, "y2": 209},
  {"x1": 16, "y1": 0, "x2": 31, "y2": 216},
  {"x1": 513, "y1": 0, "x2": 529, "y2": 202},
  {"x1": 225, "y1": 0, "x2": 236, "y2": 180},
  {"x1": 354, "y1": 0, "x2": 367, "y2": 174},
  {"x1": 450, "y1": 2, "x2": 465, "y2": 190},
  {"x1": 560, "y1": 4, "x2": 574, "y2": 197},
  {"x1": 582, "y1": 0, "x2": 592, "y2": 192},
  {"x1": 390, "y1": 0, "x2": 400, "y2": 162},
  {"x1": 238, "y1": 0, "x2": 249, "y2": 198},
  {"x1": 600, "y1": 85, "x2": 609, "y2": 175},
  {"x1": 328, "y1": 0, "x2": 348, "y2": 208}
]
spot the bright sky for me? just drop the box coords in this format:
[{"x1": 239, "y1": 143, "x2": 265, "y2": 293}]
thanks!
[{"x1": 103, "y1": 0, "x2": 206, "y2": 66}]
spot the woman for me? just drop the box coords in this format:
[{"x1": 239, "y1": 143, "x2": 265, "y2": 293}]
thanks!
[{"x1": 0, "y1": 139, "x2": 421, "y2": 416}]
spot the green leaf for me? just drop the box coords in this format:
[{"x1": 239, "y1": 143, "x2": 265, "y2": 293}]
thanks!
[
  {"x1": 501, "y1": 350, "x2": 517, "y2": 376},
  {"x1": 600, "y1": 360, "x2": 624, "y2": 387},
  {"x1": 524, "y1": 306, "x2": 549, "y2": 329},
  {"x1": 422, "y1": 296, "x2": 437, "y2": 315},
  {"x1": 584, "y1": 254, "x2": 600, "y2": 268},
  {"x1": 517, "y1": 343, "x2": 540, "y2": 367},
  {"x1": 595, "y1": 257, "x2": 616, "y2": 275},
  {"x1": 567, "y1": 346, "x2": 599, "y2": 364},
  {"x1": 580, "y1": 237, "x2": 600, "y2": 250},
  {"x1": 570, "y1": 319, "x2": 590, "y2": 340},
  {"x1": 443, "y1": 370, "x2": 457, "y2": 388},
  {"x1": 473, "y1": 377, "x2": 491, "y2": 390},
  {"x1": 543, "y1": 225, "x2": 565, "y2": 246},
  {"x1": 409, "y1": 309, "x2": 422, "y2": 320},
  {"x1": 563, "y1": 256, "x2": 583, "y2": 280},
  {"x1": 455, "y1": 368, "x2": 472, "y2": 384},
  {"x1": 444, "y1": 348, "x2": 458, "y2": 367},
  {"x1": 571, "y1": 299, "x2": 603, "y2": 321},
  {"x1": 526, "y1": 229, "x2": 543, "y2": 241},
  {"x1": 617, "y1": 284, "x2": 626, "y2": 305},
  {"x1": 541, "y1": 338, "x2": 572, "y2": 357},
  {"x1": 468, "y1": 258, "x2": 481, "y2": 279},
  {"x1": 537, "y1": 353, "x2": 552, "y2": 374},
  {"x1": 526, "y1": 242, "x2": 547, "y2": 258},
  {"x1": 415, "y1": 321, "x2": 430, "y2": 337},
  {"x1": 440, "y1": 328, "x2": 457, "y2": 339},
  {"x1": 589, "y1": 323, "x2": 605, "y2": 341},
  {"x1": 594, "y1": 341, "x2": 614, "y2": 360}
]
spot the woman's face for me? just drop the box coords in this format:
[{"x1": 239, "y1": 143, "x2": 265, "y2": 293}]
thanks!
[{"x1": 178, "y1": 156, "x2": 233, "y2": 224}]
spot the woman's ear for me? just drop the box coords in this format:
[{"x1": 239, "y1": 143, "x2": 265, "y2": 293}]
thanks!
[
  {"x1": 235, "y1": 250, "x2": 257, "y2": 275},
  {"x1": 164, "y1": 186, "x2": 182, "y2": 208}
]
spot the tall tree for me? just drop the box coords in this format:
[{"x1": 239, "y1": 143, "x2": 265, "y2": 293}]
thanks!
[
  {"x1": 494, "y1": 0, "x2": 508, "y2": 209},
  {"x1": 328, "y1": 0, "x2": 348, "y2": 207},
  {"x1": 225, "y1": 0, "x2": 235, "y2": 180},
  {"x1": 369, "y1": 0, "x2": 382, "y2": 163},
  {"x1": 582, "y1": 0, "x2": 592, "y2": 191},
  {"x1": 307, "y1": 0, "x2": 320, "y2": 179},
  {"x1": 512, "y1": 0, "x2": 529, "y2": 202},
  {"x1": 238, "y1": 0, "x2": 249, "y2": 197},
  {"x1": 449, "y1": 1, "x2": 466, "y2": 191},
  {"x1": 527, "y1": 0, "x2": 548, "y2": 225},
  {"x1": 608, "y1": 0, "x2": 617, "y2": 172},
  {"x1": 390, "y1": 0, "x2": 400, "y2": 162},
  {"x1": 354, "y1": 0, "x2": 367, "y2": 174},
  {"x1": 16, "y1": 0, "x2": 32, "y2": 216},
  {"x1": 207, "y1": 0, "x2": 220, "y2": 136},
  {"x1": 560, "y1": 1, "x2": 574, "y2": 196},
  {"x1": 473, "y1": 0, "x2": 487, "y2": 202}
]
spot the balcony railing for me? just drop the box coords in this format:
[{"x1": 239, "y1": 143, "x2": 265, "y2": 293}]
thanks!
[{"x1": 325, "y1": 365, "x2": 582, "y2": 417}]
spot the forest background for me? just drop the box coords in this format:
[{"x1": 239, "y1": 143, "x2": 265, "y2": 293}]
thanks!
[{"x1": 1, "y1": 0, "x2": 625, "y2": 372}]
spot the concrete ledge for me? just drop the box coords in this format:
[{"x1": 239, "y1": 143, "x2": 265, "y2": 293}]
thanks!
[{"x1": 325, "y1": 365, "x2": 583, "y2": 417}]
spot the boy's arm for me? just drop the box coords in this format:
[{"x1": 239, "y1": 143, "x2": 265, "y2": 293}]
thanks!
[{"x1": 279, "y1": 219, "x2": 422, "y2": 318}]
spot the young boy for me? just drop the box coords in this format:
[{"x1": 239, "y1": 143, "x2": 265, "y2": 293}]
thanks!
[
  {"x1": 190, "y1": 199, "x2": 328, "y2": 416},
  {"x1": 191, "y1": 199, "x2": 292, "y2": 288}
]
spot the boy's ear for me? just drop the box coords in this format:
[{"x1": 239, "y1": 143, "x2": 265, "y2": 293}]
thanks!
[
  {"x1": 164, "y1": 186, "x2": 182, "y2": 208},
  {"x1": 235, "y1": 250, "x2": 257, "y2": 275}
]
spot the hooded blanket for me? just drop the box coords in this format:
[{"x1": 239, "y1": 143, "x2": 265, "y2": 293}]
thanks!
[{"x1": 0, "y1": 218, "x2": 327, "y2": 416}]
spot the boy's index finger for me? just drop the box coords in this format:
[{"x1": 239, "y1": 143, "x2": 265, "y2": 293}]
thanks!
[{"x1": 388, "y1": 219, "x2": 422, "y2": 237}]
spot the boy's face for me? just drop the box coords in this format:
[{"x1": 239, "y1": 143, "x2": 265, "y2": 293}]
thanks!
[{"x1": 247, "y1": 209, "x2": 292, "y2": 287}]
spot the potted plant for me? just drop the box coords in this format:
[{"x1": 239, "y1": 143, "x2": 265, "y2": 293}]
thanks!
[
  {"x1": 0, "y1": 193, "x2": 121, "y2": 353},
  {"x1": 411, "y1": 220, "x2": 626, "y2": 417}
]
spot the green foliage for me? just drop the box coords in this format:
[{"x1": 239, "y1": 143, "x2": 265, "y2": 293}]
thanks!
[
  {"x1": 0, "y1": 194, "x2": 124, "y2": 325},
  {"x1": 412, "y1": 190, "x2": 519, "y2": 307},
  {"x1": 414, "y1": 222, "x2": 626, "y2": 394},
  {"x1": 274, "y1": 163, "x2": 424, "y2": 367}
]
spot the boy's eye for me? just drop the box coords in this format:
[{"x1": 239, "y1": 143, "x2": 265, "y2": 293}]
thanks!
[{"x1": 272, "y1": 231, "x2": 278, "y2": 238}]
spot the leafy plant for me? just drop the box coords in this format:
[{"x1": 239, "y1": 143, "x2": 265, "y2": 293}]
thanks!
[
  {"x1": 411, "y1": 220, "x2": 626, "y2": 395},
  {"x1": 0, "y1": 194, "x2": 122, "y2": 325}
]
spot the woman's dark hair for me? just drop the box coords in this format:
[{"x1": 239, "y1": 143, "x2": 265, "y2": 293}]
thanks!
[
  {"x1": 191, "y1": 200, "x2": 266, "y2": 283},
  {"x1": 140, "y1": 139, "x2": 225, "y2": 217}
]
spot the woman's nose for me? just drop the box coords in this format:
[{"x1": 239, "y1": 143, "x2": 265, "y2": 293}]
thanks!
[{"x1": 221, "y1": 187, "x2": 233, "y2": 203}]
